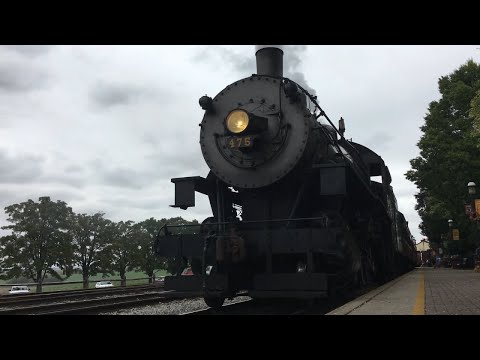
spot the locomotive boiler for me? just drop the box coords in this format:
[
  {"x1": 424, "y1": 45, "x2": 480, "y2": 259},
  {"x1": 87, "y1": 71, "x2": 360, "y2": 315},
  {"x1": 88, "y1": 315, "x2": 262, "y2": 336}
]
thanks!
[{"x1": 154, "y1": 46, "x2": 416, "y2": 308}]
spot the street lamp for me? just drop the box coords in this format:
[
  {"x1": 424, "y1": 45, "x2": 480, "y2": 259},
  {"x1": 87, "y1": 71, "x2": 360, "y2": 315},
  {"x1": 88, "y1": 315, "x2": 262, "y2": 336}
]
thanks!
[
  {"x1": 468, "y1": 181, "x2": 476, "y2": 218},
  {"x1": 468, "y1": 181, "x2": 476, "y2": 196},
  {"x1": 467, "y1": 182, "x2": 480, "y2": 269},
  {"x1": 447, "y1": 219, "x2": 454, "y2": 255},
  {"x1": 465, "y1": 182, "x2": 478, "y2": 221},
  {"x1": 448, "y1": 219, "x2": 453, "y2": 241}
]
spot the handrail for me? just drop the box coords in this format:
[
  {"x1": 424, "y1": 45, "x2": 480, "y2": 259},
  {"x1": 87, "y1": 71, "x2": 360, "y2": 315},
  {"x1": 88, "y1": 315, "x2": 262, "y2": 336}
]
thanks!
[{"x1": 155, "y1": 216, "x2": 335, "y2": 229}]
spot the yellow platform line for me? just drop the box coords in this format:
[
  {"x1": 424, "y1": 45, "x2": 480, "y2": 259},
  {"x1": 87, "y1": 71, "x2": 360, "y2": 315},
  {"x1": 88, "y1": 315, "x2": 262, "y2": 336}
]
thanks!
[{"x1": 412, "y1": 271, "x2": 425, "y2": 315}]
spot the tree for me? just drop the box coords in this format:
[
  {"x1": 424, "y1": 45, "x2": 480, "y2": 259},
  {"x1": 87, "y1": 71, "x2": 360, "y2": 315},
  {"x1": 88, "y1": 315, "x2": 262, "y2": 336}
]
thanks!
[
  {"x1": 133, "y1": 218, "x2": 165, "y2": 283},
  {"x1": 110, "y1": 220, "x2": 139, "y2": 286},
  {"x1": 0, "y1": 197, "x2": 75, "y2": 292},
  {"x1": 471, "y1": 88, "x2": 480, "y2": 136},
  {"x1": 70, "y1": 213, "x2": 113, "y2": 289},
  {"x1": 406, "y1": 60, "x2": 480, "y2": 253}
]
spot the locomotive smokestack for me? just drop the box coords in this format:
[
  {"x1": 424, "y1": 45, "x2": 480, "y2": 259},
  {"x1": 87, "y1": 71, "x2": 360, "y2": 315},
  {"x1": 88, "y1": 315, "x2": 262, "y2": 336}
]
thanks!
[{"x1": 255, "y1": 46, "x2": 283, "y2": 78}]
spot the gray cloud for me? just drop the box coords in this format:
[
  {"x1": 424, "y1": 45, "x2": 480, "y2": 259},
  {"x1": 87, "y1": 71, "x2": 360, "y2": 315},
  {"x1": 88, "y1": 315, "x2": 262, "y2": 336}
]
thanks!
[
  {"x1": 2, "y1": 45, "x2": 53, "y2": 57},
  {"x1": 0, "y1": 62, "x2": 50, "y2": 92},
  {"x1": 364, "y1": 132, "x2": 394, "y2": 151},
  {"x1": 38, "y1": 173, "x2": 87, "y2": 189},
  {"x1": 83, "y1": 153, "x2": 192, "y2": 190},
  {"x1": 101, "y1": 168, "x2": 146, "y2": 189},
  {"x1": 142, "y1": 133, "x2": 159, "y2": 147},
  {"x1": 0, "y1": 150, "x2": 87, "y2": 189},
  {"x1": 193, "y1": 46, "x2": 255, "y2": 74},
  {"x1": 89, "y1": 82, "x2": 157, "y2": 109},
  {"x1": 85, "y1": 158, "x2": 141, "y2": 189},
  {"x1": 144, "y1": 144, "x2": 208, "y2": 179},
  {"x1": 65, "y1": 165, "x2": 84, "y2": 173},
  {"x1": 140, "y1": 125, "x2": 208, "y2": 179},
  {"x1": 0, "y1": 149, "x2": 45, "y2": 183},
  {"x1": 100, "y1": 195, "x2": 168, "y2": 211}
]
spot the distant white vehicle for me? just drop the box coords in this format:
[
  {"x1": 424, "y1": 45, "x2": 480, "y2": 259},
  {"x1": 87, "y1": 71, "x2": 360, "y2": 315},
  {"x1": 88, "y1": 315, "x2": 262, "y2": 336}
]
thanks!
[
  {"x1": 9, "y1": 286, "x2": 30, "y2": 295},
  {"x1": 95, "y1": 281, "x2": 114, "y2": 289}
]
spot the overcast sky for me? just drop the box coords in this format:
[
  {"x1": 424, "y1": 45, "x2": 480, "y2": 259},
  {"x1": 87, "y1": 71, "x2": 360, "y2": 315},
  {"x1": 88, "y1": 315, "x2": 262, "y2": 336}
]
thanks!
[{"x1": 1, "y1": 45, "x2": 479, "y2": 242}]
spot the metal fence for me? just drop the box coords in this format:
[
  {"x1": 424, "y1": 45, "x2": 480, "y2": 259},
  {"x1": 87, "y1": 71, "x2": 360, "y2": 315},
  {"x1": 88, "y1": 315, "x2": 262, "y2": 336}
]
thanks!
[{"x1": 0, "y1": 277, "x2": 159, "y2": 294}]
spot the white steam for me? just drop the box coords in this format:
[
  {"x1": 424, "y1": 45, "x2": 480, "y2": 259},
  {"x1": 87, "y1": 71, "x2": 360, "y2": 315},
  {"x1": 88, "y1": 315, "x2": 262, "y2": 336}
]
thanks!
[{"x1": 254, "y1": 45, "x2": 317, "y2": 96}]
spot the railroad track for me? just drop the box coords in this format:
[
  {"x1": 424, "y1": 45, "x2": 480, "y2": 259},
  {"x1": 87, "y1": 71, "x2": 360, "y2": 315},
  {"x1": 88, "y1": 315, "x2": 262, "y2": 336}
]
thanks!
[
  {"x1": 0, "y1": 290, "x2": 197, "y2": 315},
  {"x1": 1, "y1": 283, "x2": 161, "y2": 300},
  {"x1": 0, "y1": 281, "x2": 380, "y2": 315},
  {"x1": 0, "y1": 284, "x2": 161, "y2": 308}
]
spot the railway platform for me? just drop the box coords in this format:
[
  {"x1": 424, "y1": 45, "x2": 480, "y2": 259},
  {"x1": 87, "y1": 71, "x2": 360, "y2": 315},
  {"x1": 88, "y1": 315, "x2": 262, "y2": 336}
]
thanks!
[{"x1": 327, "y1": 267, "x2": 480, "y2": 315}]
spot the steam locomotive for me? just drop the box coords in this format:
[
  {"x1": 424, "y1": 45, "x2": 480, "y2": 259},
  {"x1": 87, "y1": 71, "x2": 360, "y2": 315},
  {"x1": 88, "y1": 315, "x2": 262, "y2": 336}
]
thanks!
[{"x1": 154, "y1": 46, "x2": 416, "y2": 309}]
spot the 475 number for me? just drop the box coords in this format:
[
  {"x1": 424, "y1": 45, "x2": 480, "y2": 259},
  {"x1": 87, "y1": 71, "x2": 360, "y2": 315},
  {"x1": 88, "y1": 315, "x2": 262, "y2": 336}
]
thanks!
[{"x1": 228, "y1": 136, "x2": 252, "y2": 148}]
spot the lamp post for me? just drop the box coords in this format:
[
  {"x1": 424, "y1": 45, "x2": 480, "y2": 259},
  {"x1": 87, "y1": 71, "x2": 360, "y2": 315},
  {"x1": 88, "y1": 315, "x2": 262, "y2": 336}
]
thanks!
[
  {"x1": 467, "y1": 182, "x2": 477, "y2": 220},
  {"x1": 467, "y1": 182, "x2": 480, "y2": 269},
  {"x1": 467, "y1": 181, "x2": 480, "y2": 252},
  {"x1": 447, "y1": 219, "x2": 454, "y2": 258},
  {"x1": 468, "y1": 181, "x2": 476, "y2": 196},
  {"x1": 466, "y1": 181, "x2": 478, "y2": 233}
]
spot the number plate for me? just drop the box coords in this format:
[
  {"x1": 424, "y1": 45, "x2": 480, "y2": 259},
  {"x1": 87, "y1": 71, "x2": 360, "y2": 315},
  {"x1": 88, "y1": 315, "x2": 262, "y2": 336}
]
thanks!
[{"x1": 227, "y1": 136, "x2": 253, "y2": 149}]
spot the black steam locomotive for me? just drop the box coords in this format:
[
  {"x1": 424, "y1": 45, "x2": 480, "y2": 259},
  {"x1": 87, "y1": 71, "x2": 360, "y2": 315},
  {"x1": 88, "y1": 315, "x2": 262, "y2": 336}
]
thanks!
[{"x1": 155, "y1": 46, "x2": 416, "y2": 308}]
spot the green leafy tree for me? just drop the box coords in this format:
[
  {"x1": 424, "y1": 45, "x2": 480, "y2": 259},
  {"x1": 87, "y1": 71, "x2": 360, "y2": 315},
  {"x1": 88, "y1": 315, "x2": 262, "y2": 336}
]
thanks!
[
  {"x1": 0, "y1": 197, "x2": 75, "y2": 292},
  {"x1": 471, "y1": 88, "x2": 480, "y2": 135},
  {"x1": 406, "y1": 60, "x2": 480, "y2": 254},
  {"x1": 110, "y1": 220, "x2": 140, "y2": 286},
  {"x1": 133, "y1": 218, "x2": 165, "y2": 283},
  {"x1": 70, "y1": 213, "x2": 114, "y2": 289}
]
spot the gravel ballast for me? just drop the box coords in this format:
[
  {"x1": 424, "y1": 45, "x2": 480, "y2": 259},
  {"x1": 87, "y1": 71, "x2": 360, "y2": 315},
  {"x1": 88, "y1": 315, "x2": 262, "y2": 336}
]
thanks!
[{"x1": 100, "y1": 296, "x2": 252, "y2": 315}]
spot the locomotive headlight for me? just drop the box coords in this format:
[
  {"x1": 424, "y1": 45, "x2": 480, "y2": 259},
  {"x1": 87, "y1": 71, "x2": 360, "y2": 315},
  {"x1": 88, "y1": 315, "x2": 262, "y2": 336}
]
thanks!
[{"x1": 226, "y1": 110, "x2": 250, "y2": 134}]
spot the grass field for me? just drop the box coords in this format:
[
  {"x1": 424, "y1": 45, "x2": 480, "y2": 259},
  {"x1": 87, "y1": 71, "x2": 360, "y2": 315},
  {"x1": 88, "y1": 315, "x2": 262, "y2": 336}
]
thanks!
[{"x1": 0, "y1": 269, "x2": 169, "y2": 294}]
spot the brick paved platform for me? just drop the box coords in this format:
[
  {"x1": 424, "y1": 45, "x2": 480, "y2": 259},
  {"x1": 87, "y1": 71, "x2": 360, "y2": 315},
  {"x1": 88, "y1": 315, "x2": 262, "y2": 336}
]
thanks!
[
  {"x1": 424, "y1": 268, "x2": 480, "y2": 315},
  {"x1": 326, "y1": 267, "x2": 480, "y2": 315}
]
